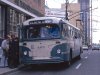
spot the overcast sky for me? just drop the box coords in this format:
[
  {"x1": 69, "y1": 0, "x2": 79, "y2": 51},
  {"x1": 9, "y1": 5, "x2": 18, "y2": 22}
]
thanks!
[
  {"x1": 92, "y1": 0, "x2": 100, "y2": 43},
  {"x1": 45, "y1": 0, "x2": 77, "y2": 8}
]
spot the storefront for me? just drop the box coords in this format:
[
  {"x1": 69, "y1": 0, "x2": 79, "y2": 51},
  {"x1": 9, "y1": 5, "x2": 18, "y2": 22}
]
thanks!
[
  {"x1": 0, "y1": 0, "x2": 38, "y2": 38},
  {"x1": 0, "y1": 5, "x2": 5, "y2": 38},
  {"x1": 0, "y1": 6, "x2": 1, "y2": 37}
]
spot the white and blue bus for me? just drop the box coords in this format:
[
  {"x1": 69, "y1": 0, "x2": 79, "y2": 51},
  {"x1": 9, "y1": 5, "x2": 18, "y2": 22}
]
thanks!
[{"x1": 19, "y1": 17, "x2": 82, "y2": 65}]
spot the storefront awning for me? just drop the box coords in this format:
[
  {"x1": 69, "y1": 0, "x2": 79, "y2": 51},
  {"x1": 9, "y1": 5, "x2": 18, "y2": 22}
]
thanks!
[{"x1": 0, "y1": 0, "x2": 38, "y2": 17}]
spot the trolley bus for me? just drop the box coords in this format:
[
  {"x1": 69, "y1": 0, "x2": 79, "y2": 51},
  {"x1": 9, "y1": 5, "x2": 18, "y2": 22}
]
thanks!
[{"x1": 19, "y1": 17, "x2": 82, "y2": 65}]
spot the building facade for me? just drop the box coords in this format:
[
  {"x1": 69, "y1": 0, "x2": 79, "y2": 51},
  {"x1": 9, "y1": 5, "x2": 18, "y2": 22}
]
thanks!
[
  {"x1": 45, "y1": 3, "x2": 82, "y2": 30},
  {"x1": 61, "y1": 3, "x2": 83, "y2": 30},
  {"x1": 45, "y1": 6, "x2": 65, "y2": 18},
  {"x1": 0, "y1": 0, "x2": 45, "y2": 38},
  {"x1": 78, "y1": 0, "x2": 90, "y2": 45}
]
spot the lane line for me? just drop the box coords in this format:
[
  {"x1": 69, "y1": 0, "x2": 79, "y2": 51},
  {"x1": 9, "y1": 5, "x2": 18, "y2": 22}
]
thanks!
[
  {"x1": 84, "y1": 56, "x2": 88, "y2": 59},
  {"x1": 88, "y1": 51, "x2": 91, "y2": 54},
  {"x1": 76, "y1": 63, "x2": 82, "y2": 69}
]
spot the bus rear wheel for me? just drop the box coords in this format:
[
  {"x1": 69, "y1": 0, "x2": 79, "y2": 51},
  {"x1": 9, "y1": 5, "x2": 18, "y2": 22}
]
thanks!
[
  {"x1": 69, "y1": 49, "x2": 72, "y2": 64},
  {"x1": 77, "y1": 55, "x2": 81, "y2": 60}
]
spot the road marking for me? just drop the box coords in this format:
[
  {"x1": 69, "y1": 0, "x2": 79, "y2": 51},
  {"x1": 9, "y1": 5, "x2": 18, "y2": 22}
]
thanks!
[
  {"x1": 76, "y1": 63, "x2": 82, "y2": 69},
  {"x1": 88, "y1": 52, "x2": 91, "y2": 54},
  {"x1": 85, "y1": 56, "x2": 88, "y2": 59}
]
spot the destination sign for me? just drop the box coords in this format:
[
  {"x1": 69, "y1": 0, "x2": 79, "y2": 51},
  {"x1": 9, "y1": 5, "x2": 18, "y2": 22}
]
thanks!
[{"x1": 29, "y1": 19, "x2": 52, "y2": 25}]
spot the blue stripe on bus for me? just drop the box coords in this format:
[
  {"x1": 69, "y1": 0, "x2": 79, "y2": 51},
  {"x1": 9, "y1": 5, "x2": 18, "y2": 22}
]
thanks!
[
  {"x1": 19, "y1": 46, "x2": 32, "y2": 61},
  {"x1": 51, "y1": 43, "x2": 69, "y2": 61}
]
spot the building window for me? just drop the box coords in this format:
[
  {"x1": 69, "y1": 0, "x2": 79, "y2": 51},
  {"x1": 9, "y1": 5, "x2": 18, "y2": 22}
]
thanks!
[
  {"x1": 34, "y1": 0, "x2": 41, "y2": 6},
  {"x1": 14, "y1": 0, "x2": 21, "y2": 5},
  {"x1": 34, "y1": 0, "x2": 41, "y2": 3},
  {"x1": 9, "y1": 8, "x2": 27, "y2": 36},
  {"x1": 0, "y1": 6, "x2": 4, "y2": 37},
  {"x1": 0, "y1": 6, "x2": 1, "y2": 37}
]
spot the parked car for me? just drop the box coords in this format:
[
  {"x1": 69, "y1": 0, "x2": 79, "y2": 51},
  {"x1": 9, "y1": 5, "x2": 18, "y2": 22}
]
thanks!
[
  {"x1": 92, "y1": 45, "x2": 100, "y2": 50},
  {"x1": 82, "y1": 45, "x2": 88, "y2": 50}
]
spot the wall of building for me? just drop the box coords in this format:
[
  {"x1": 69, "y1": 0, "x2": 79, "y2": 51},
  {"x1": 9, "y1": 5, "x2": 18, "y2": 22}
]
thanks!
[
  {"x1": 7, "y1": 0, "x2": 45, "y2": 16},
  {"x1": 61, "y1": 3, "x2": 82, "y2": 30},
  {"x1": 23, "y1": 0, "x2": 45, "y2": 15},
  {"x1": 78, "y1": 0, "x2": 90, "y2": 45},
  {"x1": 0, "y1": 0, "x2": 45, "y2": 38},
  {"x1": 0, "y1": 5, "x2": 5, "y2": 37},
  {"x1": 0, "y1": 6, "x2": 2, "y2": 37}
]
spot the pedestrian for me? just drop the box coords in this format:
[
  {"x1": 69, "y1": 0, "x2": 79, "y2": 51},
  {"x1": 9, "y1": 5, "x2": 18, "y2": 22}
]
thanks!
[
  {"x1": 8, "y1": 34, "x2": 19, "y2": 68},
  {"x1": 13, "y1": 36, "x2": 19, "y2": 67},
  {"x1": 1, "y1": 35, "x2": 10, "y2": 67}
]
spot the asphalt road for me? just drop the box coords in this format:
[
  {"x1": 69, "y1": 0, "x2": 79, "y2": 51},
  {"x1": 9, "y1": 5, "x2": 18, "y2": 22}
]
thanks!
[{"x1": 6, "y1": 50, "x2": 100, "y2": 75}]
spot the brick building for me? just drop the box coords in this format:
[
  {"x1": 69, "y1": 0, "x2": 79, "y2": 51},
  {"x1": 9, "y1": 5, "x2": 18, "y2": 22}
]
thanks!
[
  {"x1": 0, "y1": 0, "x2": 45, "y2": 37},
  {"x1": 61, "y1": 3, "x2": 83, "y2": 30}
]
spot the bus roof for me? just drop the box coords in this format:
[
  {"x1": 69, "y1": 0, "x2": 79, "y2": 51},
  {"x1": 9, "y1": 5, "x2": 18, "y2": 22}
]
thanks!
[
  {"x1": 23, "y1": 17, "x2": 80, "y2": 30},
  {"x1": 23, "y1": 17, "x2": 62, "y2": 25},
  {"x1": 62, "y1": 19, "x2": 80, "y2": 30}
]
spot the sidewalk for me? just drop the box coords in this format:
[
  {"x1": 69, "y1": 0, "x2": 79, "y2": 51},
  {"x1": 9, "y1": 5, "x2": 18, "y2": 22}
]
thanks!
[
  {"x1": 0, "y1": 47, "x2": 18, "y2": 75},
  {"x1": 0, "y1": 67, "x2": 17, "y2": 75},
  {"x1": 0, "y1": 64, "x2": 25, "y2": 75},
  {"x1": 0, "y1": 56, "x2": 18, "y2": 75},
  {"x1": 0, "y1": 58, "x2": 17, "y2": 75}
]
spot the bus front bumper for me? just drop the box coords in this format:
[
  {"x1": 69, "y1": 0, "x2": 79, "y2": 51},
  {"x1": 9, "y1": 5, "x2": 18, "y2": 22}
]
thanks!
[{"x1": 20, "y1": 57, "x2": 65, "y2": 64}]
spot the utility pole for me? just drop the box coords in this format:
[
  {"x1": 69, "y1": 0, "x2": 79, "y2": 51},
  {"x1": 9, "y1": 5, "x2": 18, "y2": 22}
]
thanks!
[
  {"x1": 65, "y1": 0, "x2": 69, "y2": 20},
  {"x1": 90, "y1": 0, "x2": 92, "y2": 45}
]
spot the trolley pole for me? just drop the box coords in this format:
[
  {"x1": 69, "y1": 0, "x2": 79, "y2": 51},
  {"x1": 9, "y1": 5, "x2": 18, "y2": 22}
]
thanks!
[{"x1": 65, "y1": 0, "x2": 69, "y2": 20}]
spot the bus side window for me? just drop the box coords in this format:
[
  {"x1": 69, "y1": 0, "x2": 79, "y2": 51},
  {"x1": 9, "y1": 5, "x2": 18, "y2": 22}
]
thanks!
[
  {"x1": 68, "y1": 26, "x2": 71, "y2": 36},
  {"x1": 76, "y1": 30, "x2": 80, "y2": 38},
  {"x1": 70, "y1": 27, "x2": 73, "y2": 36},
  {"x1": 62, "y1": 24, "x2": 66, "y2": 37},
  {"x1": 72, "y1": 28, "x2": 74, "y2": 37},
  {"x1": 74, "y1": 31, "x2": 77, "y2": 39}
]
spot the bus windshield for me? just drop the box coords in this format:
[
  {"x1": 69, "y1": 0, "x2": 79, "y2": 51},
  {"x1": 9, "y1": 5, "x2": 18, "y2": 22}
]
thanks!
[{"x1": 22, "y1": 24, "x2": 60, "y2": 40}]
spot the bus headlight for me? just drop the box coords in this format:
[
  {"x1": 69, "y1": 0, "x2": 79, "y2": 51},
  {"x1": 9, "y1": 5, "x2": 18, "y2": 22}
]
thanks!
[
  {"x1": 57, "y1": 49, "x2": 61, "y2": 54},
  {"x1": 24, "y1": 51, "x2": 28, "y2": 55}
]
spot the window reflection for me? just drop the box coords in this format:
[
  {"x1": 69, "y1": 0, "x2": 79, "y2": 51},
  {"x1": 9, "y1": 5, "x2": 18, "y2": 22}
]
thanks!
[{"x1": 23, "y1": 24, "x2": 60, "y2": 39}]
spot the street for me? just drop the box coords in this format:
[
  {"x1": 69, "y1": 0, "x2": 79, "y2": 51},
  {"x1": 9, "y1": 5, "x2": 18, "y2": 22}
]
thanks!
[
  {"x1": 6, "y1": 50, "x2": 100, "y2": 75},
  {"x1": 0, "y1": 0, "x2": 100, "y2": 75}
]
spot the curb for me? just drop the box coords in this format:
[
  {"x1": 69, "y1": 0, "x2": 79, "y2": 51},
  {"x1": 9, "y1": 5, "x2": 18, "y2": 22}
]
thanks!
[
  {"x1": 0, "y1": 64, "x2": 26, "y2": 75},
  {"x1": 0, "y1": 68, "x2": 18, "y2": 75}
]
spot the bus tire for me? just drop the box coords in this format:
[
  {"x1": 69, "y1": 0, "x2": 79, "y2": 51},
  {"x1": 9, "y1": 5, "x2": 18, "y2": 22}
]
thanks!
[
  {"x1": 80, "y1": 47, "x2": 83, "y2": 53},
  {"x1": 67, "y1": 61, "x2": 71, "y2": 67},
  {"x1": 77, "y1": 55, "x2": 81, "y2": 60},
  {"x1": 70, "y1": 49, "x2": 72, "y2": 60},
  {"x1": 77, "y1": 48, "x2": 82, "y2": 60},
  {"x1": 68, "y1": 49, "x2": 72, "y2": 66}
]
